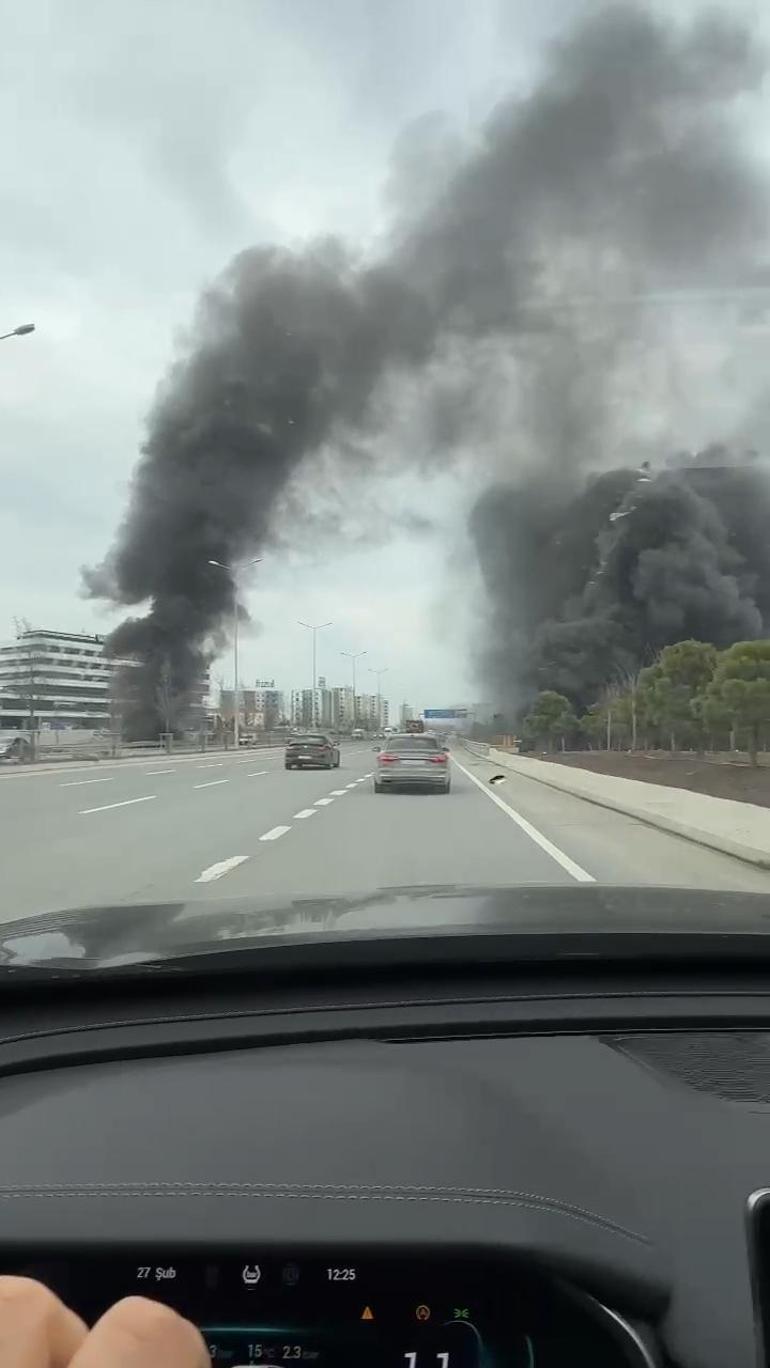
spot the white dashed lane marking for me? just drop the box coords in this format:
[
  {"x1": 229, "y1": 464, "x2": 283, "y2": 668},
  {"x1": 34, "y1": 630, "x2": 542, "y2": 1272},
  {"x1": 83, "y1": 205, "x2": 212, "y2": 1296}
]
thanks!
[
  {"x1": 345, "y1": 783, "x2": 357, "y2": 789},
  {"x1": 293, "y1": 809, "x2": 317, "y2": 819},
  {"x1": 197, "y1": 763, "x2": 224, "y2": 769},
  {"x1": 314, "y1": 798, "x2": 334, "y2": 807},
  {"x1": 60, "y1": 778, "x2": 114, "y2": 788},
  {"x1": 145, "y1": 769, "x2": 176, "y2": 775},
  {"x1": 195, "y1": 856, "x2": 249, "y2": 883},
  {"x1": 247, "y1": 770, "x2": 267, "y2": 777},
  {"x1": 260, "y1": 825, "x2": 290, "y2": 841},
  {"x1": 329, "y1": 789, "x2": 347, "y2": 797},
  {"x1": 79, "y1": 795, "x2": 156, "y2": 815},
  {"x1": 193, "y1": 780, "x2": 229, "y2": 790}
]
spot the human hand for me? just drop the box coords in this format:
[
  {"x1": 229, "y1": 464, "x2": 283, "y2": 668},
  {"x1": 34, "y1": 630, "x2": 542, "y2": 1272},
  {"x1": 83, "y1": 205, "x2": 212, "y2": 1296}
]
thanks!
[{"x1": 0, "y1": 1276, "x2": 209, "y2": 1367}]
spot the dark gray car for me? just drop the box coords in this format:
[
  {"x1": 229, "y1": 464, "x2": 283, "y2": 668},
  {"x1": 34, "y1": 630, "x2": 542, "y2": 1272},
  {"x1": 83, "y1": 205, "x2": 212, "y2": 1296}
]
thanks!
[{"x1": 374, "y1": 733, "x2": 450, "y2": 793}]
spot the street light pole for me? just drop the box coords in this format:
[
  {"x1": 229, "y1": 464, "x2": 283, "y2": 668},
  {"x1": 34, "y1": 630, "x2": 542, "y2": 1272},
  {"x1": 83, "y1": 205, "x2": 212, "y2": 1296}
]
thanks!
[
  {"x1": 341, "y1": 650, "x2": 366, "y2": 729},
  {"x1": 369, "y1": 667, "x2": 388, "y2": 731},
  {"x1": 208, "y1": 557, "x2": 262, "y2": 748},
  {"x1": 0, "y1": 323, "x2": 35, "y2": 341},
  {"x1": 298, "y1": 621, "x2": 333, "y2": 724}
]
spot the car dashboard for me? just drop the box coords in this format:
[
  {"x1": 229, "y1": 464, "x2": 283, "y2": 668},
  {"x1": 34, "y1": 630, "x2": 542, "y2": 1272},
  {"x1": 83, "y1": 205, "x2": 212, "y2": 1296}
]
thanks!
[{"x1": 1, "y1": 935, "x2": 770, "y2": 1367}]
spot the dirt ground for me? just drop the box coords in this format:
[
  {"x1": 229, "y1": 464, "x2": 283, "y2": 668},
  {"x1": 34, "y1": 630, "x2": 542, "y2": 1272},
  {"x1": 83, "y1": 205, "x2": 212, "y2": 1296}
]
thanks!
[{"x1": 543, "y1": 750, "x2": 770, "y2": 809}]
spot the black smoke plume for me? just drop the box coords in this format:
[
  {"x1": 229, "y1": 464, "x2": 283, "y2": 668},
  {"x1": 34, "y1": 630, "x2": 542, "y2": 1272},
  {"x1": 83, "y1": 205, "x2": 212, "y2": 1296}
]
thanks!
[
  {"x1": 85, "y1": 7, "x2": 770, "y2": 735},
  {"x1": 473, "y1": 451, "x2": 770, "y2": 709}
]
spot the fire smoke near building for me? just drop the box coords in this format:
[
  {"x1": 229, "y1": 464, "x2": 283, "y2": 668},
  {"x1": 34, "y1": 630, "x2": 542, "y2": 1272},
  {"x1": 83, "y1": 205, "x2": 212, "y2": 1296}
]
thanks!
[{"x1": 85, "y1": 7, "x2": 770, "y2": 732}]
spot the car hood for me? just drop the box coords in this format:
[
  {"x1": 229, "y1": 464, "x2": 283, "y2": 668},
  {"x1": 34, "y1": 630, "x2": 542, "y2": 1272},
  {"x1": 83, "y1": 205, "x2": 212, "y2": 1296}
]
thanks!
[{"x1": 1, "y1": 884, "x2": 770, "y2": 969}]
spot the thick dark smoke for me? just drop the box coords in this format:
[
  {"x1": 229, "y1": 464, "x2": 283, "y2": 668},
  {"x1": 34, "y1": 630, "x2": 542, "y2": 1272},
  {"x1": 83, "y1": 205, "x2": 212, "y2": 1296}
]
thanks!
[
  {"x1": 86, "y1": 6, "x2": 770, "y2": 734},
  {"x1": 473, "y1": 451, "x2": 770, "y2": 708}
]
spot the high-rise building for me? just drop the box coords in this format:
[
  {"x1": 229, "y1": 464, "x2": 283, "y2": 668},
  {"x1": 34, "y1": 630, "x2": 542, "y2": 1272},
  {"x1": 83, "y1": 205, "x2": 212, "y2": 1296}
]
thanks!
[
  {"x1": 355, "y1": 694, "x2": 389, "y2": 730},
  {"x1": 254, "y1": 684, "x2": 284, "y2": 729},
  {"x1": 0, "y1": 629, "x2": 138, "y2": 732},
  {"x1": 399, "y1": 702, "x2": 414, "y2": 727}
]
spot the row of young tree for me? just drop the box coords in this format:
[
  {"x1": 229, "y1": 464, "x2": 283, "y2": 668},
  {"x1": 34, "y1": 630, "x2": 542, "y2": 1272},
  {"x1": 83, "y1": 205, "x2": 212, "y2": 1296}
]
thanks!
[{"x1": 522, "y1": 639, "x2": 770, "y2": 766}]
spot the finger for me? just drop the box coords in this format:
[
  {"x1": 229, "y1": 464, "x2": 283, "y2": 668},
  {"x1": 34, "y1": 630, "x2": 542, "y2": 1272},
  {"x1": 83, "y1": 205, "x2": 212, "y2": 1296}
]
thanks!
[
  {"x1": 69, "y1": 1296, "x2": 209, "y2": 1368},
  {"x1": 0, "y1": 1276, "x2": 87, "y2": 1368}
]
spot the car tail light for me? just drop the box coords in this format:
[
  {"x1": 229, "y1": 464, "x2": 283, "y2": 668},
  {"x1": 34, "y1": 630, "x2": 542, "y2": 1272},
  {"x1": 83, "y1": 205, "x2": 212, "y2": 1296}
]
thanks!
[
  {"x1": 428, "y1": 753, "x2": 448, "y2": 764},
  {"x1": 379, "y1": 754, "x2": 397, "y2": 763}
]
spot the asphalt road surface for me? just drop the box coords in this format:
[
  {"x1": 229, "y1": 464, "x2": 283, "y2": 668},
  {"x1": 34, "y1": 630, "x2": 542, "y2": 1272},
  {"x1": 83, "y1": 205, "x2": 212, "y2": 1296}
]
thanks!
[{"x1": 0, "y1": 742, "x2": 769, "y2": 925}]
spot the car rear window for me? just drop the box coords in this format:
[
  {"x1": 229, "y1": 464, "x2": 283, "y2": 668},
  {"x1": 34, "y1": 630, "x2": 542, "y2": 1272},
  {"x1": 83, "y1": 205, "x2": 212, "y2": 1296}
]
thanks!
[
  {"x1": 384, "y1": 735, "x2": 439, "y2": 751},
  {"x1": 290, "y1": 735, "x2": 328, "y2": 745}
]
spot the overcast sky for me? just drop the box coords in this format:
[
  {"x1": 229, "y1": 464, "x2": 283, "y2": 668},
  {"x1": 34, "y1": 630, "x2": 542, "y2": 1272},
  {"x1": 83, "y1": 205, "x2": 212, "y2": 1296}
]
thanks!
[{"x1": 0, "y1": 0, "x2": 759, "y2": 716}]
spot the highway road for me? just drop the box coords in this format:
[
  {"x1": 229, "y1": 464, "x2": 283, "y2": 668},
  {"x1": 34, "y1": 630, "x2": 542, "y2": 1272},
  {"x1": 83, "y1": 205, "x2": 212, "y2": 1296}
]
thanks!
[{"x1": 0, "y1": 742, "x2": 769, "y2": 926}]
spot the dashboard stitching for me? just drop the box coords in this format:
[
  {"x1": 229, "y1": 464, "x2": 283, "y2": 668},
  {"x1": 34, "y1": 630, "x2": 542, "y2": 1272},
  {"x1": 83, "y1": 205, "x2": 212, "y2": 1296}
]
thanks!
[{"x1": 0, "y1": 1185, "x2": 648, "y2": 1243}]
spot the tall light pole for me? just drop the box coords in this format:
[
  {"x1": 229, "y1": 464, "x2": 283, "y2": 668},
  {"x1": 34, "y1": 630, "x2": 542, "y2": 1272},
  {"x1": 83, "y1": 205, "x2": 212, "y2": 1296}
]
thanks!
[
  {"x1": 208, "y1": 557, "x2": 262, "y2": 748},
  {"x1": 298, "y1": 621, "x2": 332, "y2": 725},
  {"x1": 0, "y1": 323, "x2": 35, "y2": 341},
  {"x1": 341, "y1": 650, "x2": 366, "y2": 729},
  {"x1": 369, "y1": 666, "x2": 388, "y2": 731}
]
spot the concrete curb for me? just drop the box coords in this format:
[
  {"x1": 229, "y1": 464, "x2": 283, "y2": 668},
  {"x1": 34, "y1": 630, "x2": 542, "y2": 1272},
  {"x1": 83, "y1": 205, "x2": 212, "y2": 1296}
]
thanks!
[{"x1": 484, "y1": 748, "x2": 770, "y2": 872}]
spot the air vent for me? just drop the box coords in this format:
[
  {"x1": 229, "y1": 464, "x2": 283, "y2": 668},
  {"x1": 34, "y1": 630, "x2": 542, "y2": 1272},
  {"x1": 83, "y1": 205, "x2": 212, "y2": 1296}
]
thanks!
[{"x1": 604, "y1": 1032, "x2": 770, "y2": 1103}]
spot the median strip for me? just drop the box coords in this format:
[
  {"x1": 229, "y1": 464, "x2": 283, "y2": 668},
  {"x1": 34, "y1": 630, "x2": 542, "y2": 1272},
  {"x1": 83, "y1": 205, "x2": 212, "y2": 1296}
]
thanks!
[
  {"x1": 195, "y1": 856, "x2": 249, "y2": 883},
  {"x1": 79, "y1": 795, "x2": 157, "y2": 815},
  {"x1": 259, "y1": 825, "x2": 290, "y2": 841}
]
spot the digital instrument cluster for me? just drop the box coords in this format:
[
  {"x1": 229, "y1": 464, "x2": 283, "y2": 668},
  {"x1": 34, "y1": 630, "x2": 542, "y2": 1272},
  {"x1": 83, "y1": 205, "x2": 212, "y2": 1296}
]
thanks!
[{"x1": 0, "y1": 1250, "x2": 654, "y2": 1366}]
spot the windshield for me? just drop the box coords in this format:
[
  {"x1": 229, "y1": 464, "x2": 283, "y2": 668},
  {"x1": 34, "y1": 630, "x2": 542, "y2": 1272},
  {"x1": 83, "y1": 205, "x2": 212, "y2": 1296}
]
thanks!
[{"x1": 2, "y1": 0, "x2": 770, "y2": 966}]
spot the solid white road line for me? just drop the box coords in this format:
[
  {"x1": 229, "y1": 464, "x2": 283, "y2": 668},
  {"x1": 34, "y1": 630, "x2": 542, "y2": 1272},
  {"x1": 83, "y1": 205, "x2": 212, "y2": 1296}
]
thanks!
[
  {"x1": 60, "y1": 777, "x2": 114, "y2": 788},
  {"x1": 195, "y1": 856, "x2": 249, "y2": 883},
  {"x1": 293, "y1": 809, "x2": 317, "y2": 819},
  {"x1": 450, "y1": 756, "x2": 595, "y2": 884},
  {"x1": 193, "y1": 779, "x2": 229, "y2": 789},
  {"x1": 260, "y1": 825, "x2": 290, "y2": 841},
  {"x1": 247, "y1": 770, "x2": 267, "y2": 777},
  {"x1": 314, "y1": 797, "x2": 334, "y2": 806},
  {"x1": 79, "y1": 795, "x2": 156, "y2": 815}
]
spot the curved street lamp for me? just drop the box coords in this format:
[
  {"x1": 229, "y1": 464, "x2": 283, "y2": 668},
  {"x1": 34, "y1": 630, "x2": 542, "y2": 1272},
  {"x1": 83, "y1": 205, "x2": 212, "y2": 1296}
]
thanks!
[
  {"x1": 0, "y1": 323, "x2": 35, "y2": 341},
  {"x1": 208, "y1": 557, "x2": 262, "y2": 748}
]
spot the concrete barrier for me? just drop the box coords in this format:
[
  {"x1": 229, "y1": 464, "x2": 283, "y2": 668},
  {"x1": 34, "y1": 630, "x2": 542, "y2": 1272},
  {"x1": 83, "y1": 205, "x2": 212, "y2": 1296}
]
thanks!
[{"x1": 483, "y1": 748, "x2": 770, "y2": 871}]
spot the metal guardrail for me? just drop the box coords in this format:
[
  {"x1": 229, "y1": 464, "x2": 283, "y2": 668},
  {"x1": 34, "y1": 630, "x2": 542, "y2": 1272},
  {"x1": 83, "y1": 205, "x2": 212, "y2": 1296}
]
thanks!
[{"x1": 461, "y1": 738, "x2": 490, "y2": 757}]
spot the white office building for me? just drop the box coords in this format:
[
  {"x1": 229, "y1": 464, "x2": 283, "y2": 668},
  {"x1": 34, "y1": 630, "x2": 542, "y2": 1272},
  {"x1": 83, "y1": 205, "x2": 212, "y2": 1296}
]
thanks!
[{"x1": 0, "y1": 629, "x2": 137, "y2": 732}]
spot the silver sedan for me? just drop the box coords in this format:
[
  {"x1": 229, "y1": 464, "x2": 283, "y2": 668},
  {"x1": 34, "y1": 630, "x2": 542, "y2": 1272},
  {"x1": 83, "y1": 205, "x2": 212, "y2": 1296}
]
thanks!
[{"x1": 373, "y1": 734, "x2": 451, "y2": 793}]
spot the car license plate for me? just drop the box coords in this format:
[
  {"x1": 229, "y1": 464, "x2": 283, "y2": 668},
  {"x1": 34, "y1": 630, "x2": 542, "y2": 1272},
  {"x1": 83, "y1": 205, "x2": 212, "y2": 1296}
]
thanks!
[
  {"x1": 403, "y1": 759, "x2": 426, "y2": 765},
  {"x1": 298, "y1": 753, "x2": 313, "y2": 759}
]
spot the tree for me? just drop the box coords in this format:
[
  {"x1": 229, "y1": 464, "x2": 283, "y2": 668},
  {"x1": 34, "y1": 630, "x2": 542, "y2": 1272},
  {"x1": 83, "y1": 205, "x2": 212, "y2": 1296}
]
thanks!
[
  {"x1": 579, "y1": 706, "x2": 606, "y2": 749},
  {"x1": 154, "y1": 657, "x2": 184, "y2": 737},
  {"x1": 706, "y1": 640, "x2": 770, "y2": 766},
  {"x1": 637, "y1": 642, "x2": 717, "y2": 751},
  {"x1": 523, "y1": 691, "x2": 577, "y2": 752}
]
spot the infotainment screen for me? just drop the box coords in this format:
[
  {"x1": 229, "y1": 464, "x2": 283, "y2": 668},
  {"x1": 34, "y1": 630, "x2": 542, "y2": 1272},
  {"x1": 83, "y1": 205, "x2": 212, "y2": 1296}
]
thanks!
[{"x1": 0, "y1": 1250, "x2": 642, "y2": 1366}]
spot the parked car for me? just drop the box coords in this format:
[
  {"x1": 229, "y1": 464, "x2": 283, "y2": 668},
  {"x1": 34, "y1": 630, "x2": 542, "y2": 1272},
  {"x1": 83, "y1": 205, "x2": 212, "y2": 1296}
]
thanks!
[{"x1": 285, "y1": 733, "x2": 340, "y2": 770}]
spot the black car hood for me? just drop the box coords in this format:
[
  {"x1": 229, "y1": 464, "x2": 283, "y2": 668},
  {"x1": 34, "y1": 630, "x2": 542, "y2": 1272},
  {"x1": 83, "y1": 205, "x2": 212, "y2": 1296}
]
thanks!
[{"x1": 1, "y1": 884, "x2": 770, "y2": 970}]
